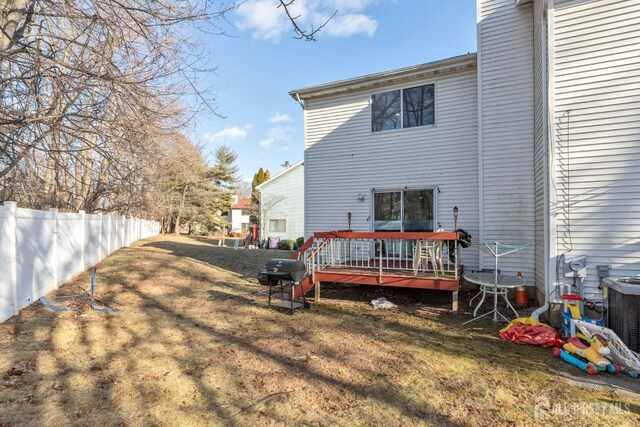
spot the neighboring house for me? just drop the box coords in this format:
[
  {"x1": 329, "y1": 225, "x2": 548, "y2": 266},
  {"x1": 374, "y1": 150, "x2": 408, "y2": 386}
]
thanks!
[
  {"x1": 290, "y1": 0, "x2": 640, "y2": 313},
  {"x1": 228, "y1": 196, "x2": 252, "y2": 233},
  {"x1": 256, "y1": 160, "x2": 304, "y2": 242}
]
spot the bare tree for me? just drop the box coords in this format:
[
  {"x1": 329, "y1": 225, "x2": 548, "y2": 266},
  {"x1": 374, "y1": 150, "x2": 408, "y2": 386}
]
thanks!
[
  {"x1": 245, "y1": 193, "x2": 284, "y2": 243},
  {"x1": 0, "y1": 0, "x2": 334, "y2": 218},
  {"x1": 0, "y1": 0, "x2": 240, "y2": 213},
  {"x1": 237, "y1": 180, "x2": 252, "y2": 199},
  {"x1": 278, "y1": 0, "x2": 336, "y2": 41}
]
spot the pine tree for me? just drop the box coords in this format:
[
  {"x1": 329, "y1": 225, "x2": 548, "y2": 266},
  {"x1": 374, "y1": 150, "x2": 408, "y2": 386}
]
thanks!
[
  {"x1": 207, "y1": 145, "x2": 240, "y2": 229},
  {"x1": 251, "y1": 168, "x2": 266, "y2": 205},
  {"x1": 250, "y1": 167, "x2": 267, "y2": 225},
  {"x1": 264, "y1": 169, "x2": 271, "y2": 181}
]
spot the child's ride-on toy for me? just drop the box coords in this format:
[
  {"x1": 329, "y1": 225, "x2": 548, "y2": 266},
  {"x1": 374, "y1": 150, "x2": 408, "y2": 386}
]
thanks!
[
  {"x1": 561, "y1": 294, "x2": 603, "y2": 337},
  {"x1": 553, "y1": 334, "x2": 620, "y2": 375},
  {"x1": 570, "y1": 319, "x2": 640, "y2": 378}
]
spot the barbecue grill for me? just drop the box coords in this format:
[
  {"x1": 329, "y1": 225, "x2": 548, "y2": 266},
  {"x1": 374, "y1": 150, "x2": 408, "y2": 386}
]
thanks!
[{"x1": 257, "y1": 258, "x2": 308, "y2": 314}]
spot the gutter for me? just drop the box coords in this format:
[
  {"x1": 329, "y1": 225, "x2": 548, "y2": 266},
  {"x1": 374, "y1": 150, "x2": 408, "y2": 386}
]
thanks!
[{"x1": 289, "y1": 53, "x2": 477, "y2": 101}]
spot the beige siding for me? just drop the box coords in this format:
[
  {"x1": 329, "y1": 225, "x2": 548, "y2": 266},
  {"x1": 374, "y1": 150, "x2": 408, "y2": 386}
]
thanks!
[
  {"x1": 552, "y1": 0, "x2": 640, "y2": 300},
  {"x1": 479, "y1": 0, "x2": 536, "y2": 282},
  {"x1": 304, "y1": 69, "x2": 480, "y2": 270},
  {"x1": 259, "y1": 163, "x2": 304, "y2": 242}
]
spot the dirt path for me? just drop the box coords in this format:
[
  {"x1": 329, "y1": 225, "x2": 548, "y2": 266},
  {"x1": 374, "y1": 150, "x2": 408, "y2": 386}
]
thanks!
[{"x1": 1, "y1": 235, "x2": 638, "y2": 426}]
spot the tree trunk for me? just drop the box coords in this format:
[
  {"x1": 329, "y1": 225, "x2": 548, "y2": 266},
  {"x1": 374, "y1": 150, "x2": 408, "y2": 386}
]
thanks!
[
  {"x1": 174, "y1": 184, "x2": 188, "y2": 235},
  {"x1": 0, "y1": 0, "x2": 35, "y2": 52}
]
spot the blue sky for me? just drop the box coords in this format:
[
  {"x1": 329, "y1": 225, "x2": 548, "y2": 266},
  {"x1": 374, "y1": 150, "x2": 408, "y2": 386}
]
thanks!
[{"x1": 193, "y1": 0, "x2": 477, "y2": 183}]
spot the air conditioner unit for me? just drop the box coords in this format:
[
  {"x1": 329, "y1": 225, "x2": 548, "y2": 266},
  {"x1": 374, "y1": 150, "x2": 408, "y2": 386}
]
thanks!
[{"x1": 603, "y1": 277, "x2": 640, "y2": 353}]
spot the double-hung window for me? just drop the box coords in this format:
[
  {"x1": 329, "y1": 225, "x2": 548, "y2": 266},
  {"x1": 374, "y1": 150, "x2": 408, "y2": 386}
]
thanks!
[
  {"x1": 371, "y1": 84, "x2": 435, "y2": 132},
  {"x1": 269, "y1": 219, "x2": 286, "y2": 233}
]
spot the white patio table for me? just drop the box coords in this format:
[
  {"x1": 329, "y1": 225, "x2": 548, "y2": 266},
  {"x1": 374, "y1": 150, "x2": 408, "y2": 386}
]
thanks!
[{"x1": 461, "y1": 242, "x2": 532, "y2": 324}]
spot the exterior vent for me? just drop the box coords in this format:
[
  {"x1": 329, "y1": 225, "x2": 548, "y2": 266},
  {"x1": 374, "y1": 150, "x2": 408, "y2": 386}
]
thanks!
[{"x1": 604, "y1": 277, "x2": 640, "y2": 353}]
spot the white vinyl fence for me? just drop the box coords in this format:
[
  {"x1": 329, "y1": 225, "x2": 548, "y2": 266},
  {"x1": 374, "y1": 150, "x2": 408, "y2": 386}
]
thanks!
[{"x1": 0, "y1": 201, "x2": 159, "y2": 322}]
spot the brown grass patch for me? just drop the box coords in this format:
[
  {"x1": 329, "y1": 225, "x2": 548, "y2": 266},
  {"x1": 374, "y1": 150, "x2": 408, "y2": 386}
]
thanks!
[{"x1": 0, "y1": 234, "x2": 638, "y2": 426}]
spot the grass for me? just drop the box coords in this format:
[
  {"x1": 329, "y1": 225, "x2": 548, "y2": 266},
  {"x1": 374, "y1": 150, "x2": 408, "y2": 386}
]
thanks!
[{"x1": 0, "y1": 234, "x2": 638, "y2": 426}]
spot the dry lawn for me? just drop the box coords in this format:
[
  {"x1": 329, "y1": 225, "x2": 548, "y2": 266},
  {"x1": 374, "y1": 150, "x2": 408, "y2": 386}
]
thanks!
[{"x1": 1, "y1": 234, "x2": 639, "y2": 427}]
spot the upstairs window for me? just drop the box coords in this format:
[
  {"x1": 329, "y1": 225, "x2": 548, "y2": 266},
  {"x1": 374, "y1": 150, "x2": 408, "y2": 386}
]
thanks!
[
  {"x1": 371, "y1": 90, "x2": 401, "y2": 132},
  {"x1": 371, "y1": 84, "x2": 434, "y2": 132}
]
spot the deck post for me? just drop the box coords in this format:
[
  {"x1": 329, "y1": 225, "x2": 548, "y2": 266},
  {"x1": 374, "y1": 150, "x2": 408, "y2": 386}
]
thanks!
[
  {"x1": 314, "y1": 281, "x2": 320, "y2": 302},
  {"x1": 451, "y1": 291, "x2": 459, "y2": 314}
]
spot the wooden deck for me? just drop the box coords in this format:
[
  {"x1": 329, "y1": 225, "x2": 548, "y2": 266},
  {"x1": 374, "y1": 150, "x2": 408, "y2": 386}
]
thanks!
[
  {"x1": 313, "y1": 266, "x2": 459, "y2": 291},
  {"x1": 293, "y1": 231, "x2": 463, "y2": 312}
]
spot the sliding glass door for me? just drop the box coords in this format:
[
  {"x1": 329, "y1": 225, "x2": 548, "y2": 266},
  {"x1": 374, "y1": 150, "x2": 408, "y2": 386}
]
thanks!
[
  {"x1": 374, "y1": 188, "x2": 435, "y2": 257},
  {"x1": 374, "y1": 189, "x2": 434, "y2": 232},
  {"x1": 374, "y1": 191, "x2": 402, "y2": 231},
  {"x1": 402, "y1": 190, "x2": 434, "y2": 232}
]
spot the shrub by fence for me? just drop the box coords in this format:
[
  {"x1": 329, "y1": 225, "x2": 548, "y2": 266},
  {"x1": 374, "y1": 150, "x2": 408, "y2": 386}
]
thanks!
[{"x1": 0, "y1": 201, "x2": 159, "y2": 322}]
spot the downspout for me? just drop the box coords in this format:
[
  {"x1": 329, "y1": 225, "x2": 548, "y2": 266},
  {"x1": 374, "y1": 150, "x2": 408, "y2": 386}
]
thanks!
[
  {"x1": 533, "y1": 0, "x2": 554, "y2": 322},
  {"x1": 293, "y1": 92, "x2": 309, "y2": 238},
  {"x1": 295, "y1": 92, "x2": 305, "y2": 110},
  {"x1": 476, "y1": 0, "x2": 485, "y2": 271}
]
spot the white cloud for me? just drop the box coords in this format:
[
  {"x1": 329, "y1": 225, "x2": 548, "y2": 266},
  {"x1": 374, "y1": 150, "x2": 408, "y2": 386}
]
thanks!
[
  {"x1": 235, "y1": 0, "x2": 378, "y2": 42},
  {"x1": 326, "y1": 0, "x2": 376, "y2": 13},
  {"x1": 267, "y1": 112, "x2": 293, "y2": 123},
  {"x1": 259, "y1": 138, "x2": 274, "y2": 148},
  {"x1": 324, "y1": 14, "x2": 377, "y2": 38},
  {"x1": 203, "y1": 125, "x2": 251, "y2": 143},
  {"x1": 258, "y1": 126, "x2": 293, "y2": 149},
  {"x1": 236, "y1": 0, "x2": 291, "y2": 42}
]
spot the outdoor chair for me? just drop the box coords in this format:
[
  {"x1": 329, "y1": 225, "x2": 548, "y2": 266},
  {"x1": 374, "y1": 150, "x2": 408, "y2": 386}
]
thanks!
[{"x1": 412, "y1": 229, "x2": 445, "y2": 277}]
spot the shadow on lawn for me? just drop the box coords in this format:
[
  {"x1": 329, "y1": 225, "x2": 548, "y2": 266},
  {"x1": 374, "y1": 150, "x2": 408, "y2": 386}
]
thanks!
[
  {"x1": 3, "y1": 238, "x2": 639, "y2": 426},
  {"x1": 141, "y1": 237, "x2": 292, "y2": 281},
  {"x1": 114, "y1": 277, "x2": 481, "y2": 426}
]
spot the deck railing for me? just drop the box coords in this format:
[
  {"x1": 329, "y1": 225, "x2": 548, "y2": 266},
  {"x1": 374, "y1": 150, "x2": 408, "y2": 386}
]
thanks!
[{"x1": 296, "y1": 231, "x2": 460, "y2": 283}]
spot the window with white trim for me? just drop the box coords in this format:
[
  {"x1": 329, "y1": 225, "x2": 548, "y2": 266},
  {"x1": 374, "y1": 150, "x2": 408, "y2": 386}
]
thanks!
[
  {"x1": 371, "y1": 84, "x2": 435, "y2": 132},
  {"x1": 269, "y1": 219, "x2": 286, "y2": 233}
]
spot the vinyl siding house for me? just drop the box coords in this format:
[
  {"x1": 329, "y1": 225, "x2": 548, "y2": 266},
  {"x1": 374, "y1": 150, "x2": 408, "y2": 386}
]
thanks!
[
  {"x1": 256, "y1": 161, "x2": 304, "y2": 242},
  {"x1": 228, "y1": 196, "x2": 252, "y2": 233},
  {"x1": 290, "y1": 0, "x2": 640, "y2": 315},
  {"x1": 292, "y1": 54, "x2": 481, "y2": 275}
]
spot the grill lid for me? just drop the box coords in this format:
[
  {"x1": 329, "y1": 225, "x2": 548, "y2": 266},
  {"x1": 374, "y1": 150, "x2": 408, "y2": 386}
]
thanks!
[
  {"x1": 263, "y1": 258, "x2": 307, "y2": 283},
  {"x1": 265, "y1": 258, "x2": 306, "y2": 273}
]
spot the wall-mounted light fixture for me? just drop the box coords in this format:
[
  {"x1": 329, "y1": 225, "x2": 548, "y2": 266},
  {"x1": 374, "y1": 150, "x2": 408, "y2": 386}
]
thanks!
[
  {"x1": 453, "y1": 206, "x2": 459, "y2": 230},
  {"x1": 357, "y1": 193, "x2": 365, "y2": 201}
]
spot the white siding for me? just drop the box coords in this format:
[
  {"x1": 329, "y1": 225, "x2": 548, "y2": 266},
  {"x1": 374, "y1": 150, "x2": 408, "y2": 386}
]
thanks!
[
  {"x1": 304, "y1": 69, "x2": 480, "y2": 271},
  {"x1": 478, "y1": 0, "x2": 536, "y2": 282},
  {"x1": 551, "y1": 0, "x2": 640, "y2": 300},
  {"x1": 230, "y1": 209, "x2": 250, "y2": 232},
  {"x1": 259, "y1": 163, "x2": 304, "y2": 242},
  {"x1": 533, "y1": 0, "x2": 548, "y2": 294}
]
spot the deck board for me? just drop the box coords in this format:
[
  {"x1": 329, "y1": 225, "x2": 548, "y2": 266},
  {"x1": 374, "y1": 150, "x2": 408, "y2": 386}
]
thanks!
[{"x1": 313, "y1": 266, "x2": 459, "y2": 291}]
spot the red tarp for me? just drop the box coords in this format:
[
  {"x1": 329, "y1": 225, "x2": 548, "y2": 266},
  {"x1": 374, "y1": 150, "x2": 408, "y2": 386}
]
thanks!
[{"x1": 499, "y1": 322, "x2": 564, "y2": 348}]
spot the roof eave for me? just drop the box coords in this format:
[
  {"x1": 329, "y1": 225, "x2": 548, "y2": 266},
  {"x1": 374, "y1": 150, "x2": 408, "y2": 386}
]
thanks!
[
  {"x1": 289, "y1": 53, "x2": 476, "y2": 101},
  {"x1": 255, "y1": 160, "x2": 304, "y2": 191}
]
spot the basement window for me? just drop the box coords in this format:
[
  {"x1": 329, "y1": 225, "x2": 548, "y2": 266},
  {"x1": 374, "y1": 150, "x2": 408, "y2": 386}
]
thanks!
[{"x1": 371, "y1": 84, "x2": 435, "y2": 132}]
